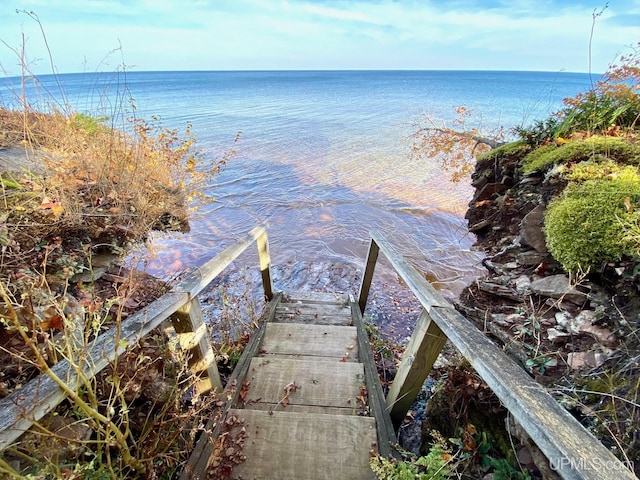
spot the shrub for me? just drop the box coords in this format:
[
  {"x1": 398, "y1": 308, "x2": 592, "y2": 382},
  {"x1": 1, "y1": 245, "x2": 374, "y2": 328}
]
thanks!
[
  {"x1": 515, "y1": 42, "x2": 640, "y2": 144},
  {"x1": 544, "y1": 168, "x2": 640, "y2": 273},
  {"x1": 513, "y1": 117, "x2": 563, "y2": 147}
]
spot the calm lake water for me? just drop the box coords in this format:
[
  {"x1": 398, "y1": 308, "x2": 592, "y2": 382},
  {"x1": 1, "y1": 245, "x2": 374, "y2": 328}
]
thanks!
[{"x1": 1, "y1": 70, "x2": 595, "y2": 339}]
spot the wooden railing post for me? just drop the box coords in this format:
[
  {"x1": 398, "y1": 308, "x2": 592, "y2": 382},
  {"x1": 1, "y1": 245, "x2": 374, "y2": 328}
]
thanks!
[
  {"x1": 171, "y1": 298, "x2": 223, "y2": 395},
  {"x1": 361, "y1": 230, "x2": 637, "y2": 480},
  {"x1": 386, "y1": 308, "x2": 447, "y2": 425},
  {"x1": 254, "y1": 227, "x2": 274, "y2": 300},
  {"x1": 358, "y1": 238, "x2": 379, "y2": 313}
]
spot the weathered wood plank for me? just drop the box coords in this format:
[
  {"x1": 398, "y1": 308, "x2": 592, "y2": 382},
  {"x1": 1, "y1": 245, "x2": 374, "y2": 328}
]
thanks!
[
  {"x1": 369, "y1": 229, "x2": 449, "y2": 310},
  {"x1": 243, "y1": 357, "x2": 365, "y2": 409},
  {"x1": 259, "y1": 323, "x2": 359, "y2": 360},
  {"x1": 349, "y1": 295, "x2": 396, "y2": 459},
  {"x1": 277, "y1": 302, "x2": 352, "y2": 317},
  {"x1": 255, "y1": 227, "x2": 274, "y2": 300},
  {"x1": 174, "y1": 225, "x2": 270, "y2": 297},
  {"x1": 171, "y1": 297, "x2": 222, "y2": 395},
  {"x1": 358, "y1": 238, "x2": 380, "y2": 313},
  {"x1": 429, "y1": 306, "x2": 636, "y2": 480},
  {"x1": 386, "y1": 308, "x2": 447, "y2": 425},
  {"x1": 0, "y1": 292, "x2": 189, "y2": 451},
  {"x1": 243, "y1": 403, "x2": 361, "y2": 416},
  {"x1": 273, "y1": 311, "x2": 353, "y2": 325},
  {"x1": 179, "y1": 293, "x2": 283, "y2": 480},
  {"x1": 228, "y1": 409, "x2": 377, "y2": 480},
  {"x1": 283, "y1": 290, "x2": 349, "y2": 305}
]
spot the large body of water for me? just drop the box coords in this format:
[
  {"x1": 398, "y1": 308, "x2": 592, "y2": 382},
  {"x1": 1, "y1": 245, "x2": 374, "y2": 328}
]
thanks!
[{"x1": 1, "y1": 70, "x2": 595, "y2": 332}]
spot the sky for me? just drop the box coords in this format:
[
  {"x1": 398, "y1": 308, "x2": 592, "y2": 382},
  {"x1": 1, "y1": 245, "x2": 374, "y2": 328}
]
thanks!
[{"x1": 0, "y1": 0, "x2": 638, "y2": 75}]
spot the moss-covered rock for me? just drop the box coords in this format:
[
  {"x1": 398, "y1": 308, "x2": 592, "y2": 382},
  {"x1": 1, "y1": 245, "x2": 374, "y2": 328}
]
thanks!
[
  {"x1": 523, "y1": 136, "x2": 640, "y2": 174},
  {"x1": 544, "y1": 167, "x2": 640, "y2": 273},
  {"x1": 476, "y1": 140, "x2": 530, "y2": 164}
]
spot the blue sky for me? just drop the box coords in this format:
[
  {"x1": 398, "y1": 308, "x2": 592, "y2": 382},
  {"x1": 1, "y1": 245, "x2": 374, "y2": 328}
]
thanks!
[{"x1": 0, "y1": 0, "x2": 638, "y2": 75}]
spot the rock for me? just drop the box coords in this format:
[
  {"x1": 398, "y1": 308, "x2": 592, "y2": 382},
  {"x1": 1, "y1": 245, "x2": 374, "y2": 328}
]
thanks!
[
  {"x1": 514, "y1": 275, "x2": 531, "y2": 294},
  {"x1": 71, "y1": 252, "x2": 121, "y2": 283},
  {"x1": 529, "y1": 275, "x2": 588, "y2": 304},
  {"x1": 0, "y1": 145, "x2": 52, "y2": 175},
  {"x1": 472, "y1": 182, "x2": 509, "y2": 203},
  {"x1": 579, "y1": 325, "x2": 618, "y2": 347},
  {"x1": 567, "y1": 351, "x2": 608, "y2": 370},
  {"x1": 555, "y1": 309, "x2": 618, "y2": 347},
  {"x1": 491, "y1": 313, "x2": 525, "y2": 327},
  {"x1": 477, "y1": 280, "x2": 522, "y2": 302},
  {"x1": 577, "y1": 322, "x2": 618, "y2": 348},
  {"x1": 469, "y1": 219, "x2": 491, "y2": 232},
  {"x1": 516, "y1": 250, "x2": 549, "y2": 266},
  {"x1": 547, "y1": 327, "x2": 571, "y2": 343},
  {"x1": 518, "y1": 174, "x2": 542, "y2": 186},
  {"x1": 519, "y1": 205, "x2": 547, "y2": 253},
  {"x1": 554, "y1": 311, "x2": 572, "y2": 330}
]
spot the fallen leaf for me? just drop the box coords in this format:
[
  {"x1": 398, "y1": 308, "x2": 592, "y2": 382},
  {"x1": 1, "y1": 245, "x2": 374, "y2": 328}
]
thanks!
[
  {"x1": 239, "y1": 380, "x2": 250, "y2": 402},
  {"x1": 283, "y1": 381, "x2": 299, "y2": 395}
]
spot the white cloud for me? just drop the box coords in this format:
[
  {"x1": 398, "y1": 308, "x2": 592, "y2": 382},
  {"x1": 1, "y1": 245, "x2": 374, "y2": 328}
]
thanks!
[{"x1": 0, "y1": 0, "x2": 637, "y2": 74}]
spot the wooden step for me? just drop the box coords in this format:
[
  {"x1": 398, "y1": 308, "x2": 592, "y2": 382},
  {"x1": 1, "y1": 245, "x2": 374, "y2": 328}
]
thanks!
[
  {"x1": 282, "y1": 291, "x2": 349, "y2": 305},
  {"x1": 227, "y1": 408, "x2": 377, "y2": 480},
  {"x1": 259, "y1": 323, "x2": 359, "y2": 361},
  {"x1": 275, "y1": 302, "x2": 352, "y2": 325},
  {"x1": 243, "y1": 357, "x2": 367, "y2": 413}
]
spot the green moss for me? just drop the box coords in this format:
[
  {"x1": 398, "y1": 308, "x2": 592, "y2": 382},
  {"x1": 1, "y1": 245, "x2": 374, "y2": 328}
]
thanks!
[
  {"x1": 544, "y1": 168, "x2": 640, "y2": 273},
  {"x1": 522, "y1": 136, "x2": 640, "y2": 174},
  {"x1": 477, "y1": 140, "x2": 530, "y2": 163},
  {"x1": 565, "y1": 158, "x2": 628, "y2": 182},
  {"x1": 521, "y1": 144, "x2": 559, "y2": 173}
]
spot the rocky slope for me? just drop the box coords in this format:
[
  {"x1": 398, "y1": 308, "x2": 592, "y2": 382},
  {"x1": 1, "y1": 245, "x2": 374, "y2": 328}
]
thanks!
[{"x1": 452, "y1": 143, "x2": 640, "y2": 475}]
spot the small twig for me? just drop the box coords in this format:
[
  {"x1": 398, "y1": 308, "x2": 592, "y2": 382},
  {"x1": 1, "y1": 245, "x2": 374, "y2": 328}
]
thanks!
[{"x1": 554, "y1": 386, "x2": 640, "y2": 409}]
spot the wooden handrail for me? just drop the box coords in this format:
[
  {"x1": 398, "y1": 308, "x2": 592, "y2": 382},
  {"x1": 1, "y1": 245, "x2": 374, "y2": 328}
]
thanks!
[
  {"x1": 0, "y1": 225, "x2": 273, "y2": 452},
  {"x1": 358, "y1": 230, "x2": 636, "y2": 480}
]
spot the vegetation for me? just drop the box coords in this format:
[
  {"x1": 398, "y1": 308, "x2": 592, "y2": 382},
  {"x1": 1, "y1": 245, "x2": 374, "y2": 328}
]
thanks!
[
  {"x1": 544, "y1": 170, "x2": 640, "y2": 273},
  {"x1": 521, "y1": 135, "x2": 640, "y2": 174},
  {"x1": 412, "y1": 36, "x2": 640, "y2": 479},
  {"x1": 0, "y1": 16, "x2": 239, "y2": 477},
  {"x1": 475, "y1": 139, "x2": 529, "y2": 164},
  {"x1": 0, "y1": 103, "x2": 224, "y2": 477},
  {"x1": 410, "y1": 105, "x2": 505, "y2": 182},
  {"x1": 370, "y1": 434, "x2": 454, "y2": 480}
]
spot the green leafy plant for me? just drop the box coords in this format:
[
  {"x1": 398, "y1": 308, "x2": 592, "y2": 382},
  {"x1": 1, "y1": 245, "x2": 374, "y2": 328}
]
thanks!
[{"x1": 370, "y1": 434, "x2": 454, "y2": 480}]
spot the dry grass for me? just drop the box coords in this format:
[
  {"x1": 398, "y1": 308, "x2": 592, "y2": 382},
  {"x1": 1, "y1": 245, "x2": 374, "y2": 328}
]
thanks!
[
  {"x1": 0, "y1": 102, "x2": 231, "y2": 284},
  {"x1": 0, "y1": 77, "x2": 231, "y2": 478}
]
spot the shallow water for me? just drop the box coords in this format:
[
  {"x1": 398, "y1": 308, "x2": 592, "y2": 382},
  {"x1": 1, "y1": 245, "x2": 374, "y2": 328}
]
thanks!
[{"x1": 1, "y1": 70, "x2": 595, "y2": 340}]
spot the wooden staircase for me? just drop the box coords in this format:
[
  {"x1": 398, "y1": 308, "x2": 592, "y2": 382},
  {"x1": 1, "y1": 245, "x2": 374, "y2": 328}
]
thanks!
[{"x1": 181, "y1": 291, "x2": 394, "y2": 480}]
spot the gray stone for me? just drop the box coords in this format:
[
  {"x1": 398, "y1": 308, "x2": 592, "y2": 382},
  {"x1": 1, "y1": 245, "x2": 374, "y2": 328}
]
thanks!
[
  {"x1": 529, "y1": 274, "x2": 587, "y2": 304},
  {"x1": 516, "y1": 250, "x2": 549, "y2": 266},
  {"x1": 472, "y1": 182, "x2": 509, "y2": 202},
  {"x1": 547, "y1": 327, "x2": 571, "y2": 343},
  {"x1": 520, "y1": 205, "x2": 548, "y2": 253},
  {"x1": 554, "y1": 311, "x2": 572, "y2": 330},
  {"x1": 514, "y1": 275, "x2": 531, "y2": 294}
]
